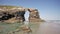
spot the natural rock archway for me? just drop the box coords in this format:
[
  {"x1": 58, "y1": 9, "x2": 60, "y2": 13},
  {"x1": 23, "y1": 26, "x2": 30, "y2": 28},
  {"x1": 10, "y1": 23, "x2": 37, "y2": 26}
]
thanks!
[{"x1": 0, "y1": 6, "x2": 41, "y2": 23}]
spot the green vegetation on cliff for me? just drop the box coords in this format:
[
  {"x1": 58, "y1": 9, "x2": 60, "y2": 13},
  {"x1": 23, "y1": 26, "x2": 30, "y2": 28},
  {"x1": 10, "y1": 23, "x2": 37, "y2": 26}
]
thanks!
[{"x1": 0, "y1": 5, "x2": 23, "y2": 9}]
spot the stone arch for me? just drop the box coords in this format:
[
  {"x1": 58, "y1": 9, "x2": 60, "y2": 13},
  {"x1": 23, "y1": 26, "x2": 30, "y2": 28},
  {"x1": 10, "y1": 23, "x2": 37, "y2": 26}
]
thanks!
[{"x1": 0, "y1": 8, "x2": 41, "y2": 23}]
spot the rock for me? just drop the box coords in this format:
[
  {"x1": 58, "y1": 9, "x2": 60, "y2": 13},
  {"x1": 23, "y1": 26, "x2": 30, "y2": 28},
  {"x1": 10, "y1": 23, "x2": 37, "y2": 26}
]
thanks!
[
  {"x1": 0, "y1": 7, "x2": 25, "y2": 23},
  {"x1": 7, "y1": 31, "x2": 14, "y2": 34},
  {"x1": 7, "y1": 25, "x2": 32, "y2": 34},
  {"x1": 20, "y1": 25, "x2": 32, "y2": 34},
  {"x1": 28, "y1": 8, "x2": 41, "y2": 22},
  {"x1": 0, "y1": 5, "x2": 44, "y2": 23}
]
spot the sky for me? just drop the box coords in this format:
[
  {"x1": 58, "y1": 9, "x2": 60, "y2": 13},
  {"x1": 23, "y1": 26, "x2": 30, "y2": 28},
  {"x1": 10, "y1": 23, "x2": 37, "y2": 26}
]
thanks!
[{"x1": 0, "y1": 0, "x2": 60, "y2": 20}]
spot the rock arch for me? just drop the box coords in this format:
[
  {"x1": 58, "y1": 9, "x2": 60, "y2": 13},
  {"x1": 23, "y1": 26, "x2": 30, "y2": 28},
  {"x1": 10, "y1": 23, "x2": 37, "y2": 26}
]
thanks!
[{"x1": 0, "y1": 7, "x2": 41, "y2": 23}]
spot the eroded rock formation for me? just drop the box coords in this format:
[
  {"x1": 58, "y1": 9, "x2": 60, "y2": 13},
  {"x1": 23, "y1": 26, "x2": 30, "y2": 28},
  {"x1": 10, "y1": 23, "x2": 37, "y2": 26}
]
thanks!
[
  {"x1": 0, "y1": 7, "x2": 25, "y2": 23},
  {"x1": 0, "y1": 6, "x2": 41, "y2": 23},
  {"x1": 28, "y1": 8, "x2": 41, "y2": 22}
]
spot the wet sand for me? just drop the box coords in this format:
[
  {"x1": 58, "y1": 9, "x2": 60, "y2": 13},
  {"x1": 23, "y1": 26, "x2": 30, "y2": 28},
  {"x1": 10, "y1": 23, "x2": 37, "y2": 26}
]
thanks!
[{"x1": 37, "y1": 21, "x2": 60, "y2": 34}]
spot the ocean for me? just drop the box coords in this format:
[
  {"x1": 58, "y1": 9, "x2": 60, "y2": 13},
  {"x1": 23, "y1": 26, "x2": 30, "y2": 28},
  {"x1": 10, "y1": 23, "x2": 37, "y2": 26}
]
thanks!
[{"x1": 0, "y1": 20, "x2": 60, "y2": 34}]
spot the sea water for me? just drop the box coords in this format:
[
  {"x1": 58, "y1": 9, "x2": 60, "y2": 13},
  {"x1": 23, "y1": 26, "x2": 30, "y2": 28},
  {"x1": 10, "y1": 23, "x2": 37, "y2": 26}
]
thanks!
[{"x1": 0, "y1": 20, "x2": 60, "y2": 34}]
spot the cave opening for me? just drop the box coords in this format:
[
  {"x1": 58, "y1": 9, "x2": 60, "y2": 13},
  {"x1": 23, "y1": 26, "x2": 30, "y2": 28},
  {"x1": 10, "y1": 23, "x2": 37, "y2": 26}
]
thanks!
[{"x1": 0, "y1": 13, "x2": 15, "y2": 21}]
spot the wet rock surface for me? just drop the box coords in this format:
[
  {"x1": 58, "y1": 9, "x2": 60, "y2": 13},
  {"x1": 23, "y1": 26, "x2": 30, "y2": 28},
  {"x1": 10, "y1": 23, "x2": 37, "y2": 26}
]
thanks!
[{"x1": 7, "y1": 25, "x2": 32, "y2": 34}]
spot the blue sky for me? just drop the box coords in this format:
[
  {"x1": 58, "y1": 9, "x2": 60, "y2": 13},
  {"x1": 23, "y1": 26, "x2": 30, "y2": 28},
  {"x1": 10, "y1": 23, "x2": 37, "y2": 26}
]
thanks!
[{"x1": 0, "y1": 0, "x2": 60, "y2": 20}]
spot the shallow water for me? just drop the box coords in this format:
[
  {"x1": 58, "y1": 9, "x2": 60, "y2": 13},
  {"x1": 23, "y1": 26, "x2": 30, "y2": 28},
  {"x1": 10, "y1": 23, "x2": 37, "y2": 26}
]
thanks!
[
  {"x1": 0, "y1": 23, "x2": 22, "y2": 34},
  {"x1": 0, "y1": 20, "x2": 60, "y2": 34}
]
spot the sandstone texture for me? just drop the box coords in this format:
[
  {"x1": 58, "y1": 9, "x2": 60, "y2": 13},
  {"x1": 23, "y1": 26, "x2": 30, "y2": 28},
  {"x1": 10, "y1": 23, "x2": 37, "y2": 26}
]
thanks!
[
  {"x1": 0, "y1": 5, "x2": 42, "y2": 23},
  {"x1": 0, "y1": 6, "x2": 25, "y2": 23},
  {"x1": 28, "y1": 8, "x2": 41, "y2": 22}
]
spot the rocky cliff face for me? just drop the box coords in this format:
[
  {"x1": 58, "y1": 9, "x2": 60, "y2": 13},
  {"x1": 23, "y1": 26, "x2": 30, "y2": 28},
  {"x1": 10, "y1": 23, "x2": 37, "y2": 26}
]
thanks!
[
  {"x1": 0, "y1": 6, "x2": 42, "y2": 23},
  {"x1": 0, "y1": 6, "x2": 25, "y2": 23},
  {"x1": 28, "y1": 8, "x2": 41, "y2": 22}
]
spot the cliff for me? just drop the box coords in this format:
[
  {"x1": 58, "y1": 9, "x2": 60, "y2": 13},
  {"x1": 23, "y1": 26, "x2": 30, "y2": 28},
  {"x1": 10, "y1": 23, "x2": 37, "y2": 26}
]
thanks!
[{"x1": 0, "y1": 5, "x2": 43, "y2": 23}]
